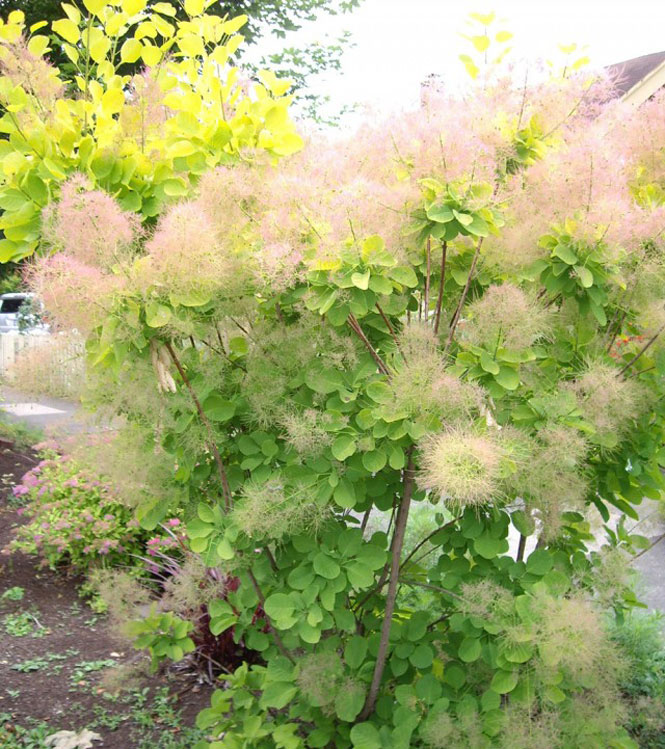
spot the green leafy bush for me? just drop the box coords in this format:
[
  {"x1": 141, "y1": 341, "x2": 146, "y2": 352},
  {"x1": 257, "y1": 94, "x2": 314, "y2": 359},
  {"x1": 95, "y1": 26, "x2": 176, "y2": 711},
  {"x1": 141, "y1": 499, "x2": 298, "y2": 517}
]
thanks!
[
  {"x1": 611, "y1": 613, "x2": 665, "y2": 747},
  {"x1": 125, "y1": 606, "x2": 195, "y2": 672},
  {"x1": 8, "y1": 451, "x2": 152, "y2": 570},
  {"x1": 4, "y1": 4, "x2": 665, "y2": 748}
]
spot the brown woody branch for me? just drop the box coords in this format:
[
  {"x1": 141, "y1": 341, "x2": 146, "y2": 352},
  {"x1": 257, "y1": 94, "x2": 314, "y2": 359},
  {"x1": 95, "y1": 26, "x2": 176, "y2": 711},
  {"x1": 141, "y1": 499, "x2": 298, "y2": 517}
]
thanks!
[
  {"x1": 358, "y1": 455, "x2": 415, "y2": 721},
  {"x1": 445, "y1": 237, "x2": 484, "y2": 353},
  {"x1": 165, "y1": 342, "x2": 232, "y2": 511},
  {"x1": 433, "y1": 241, "x2": 448, "y2": 336}
]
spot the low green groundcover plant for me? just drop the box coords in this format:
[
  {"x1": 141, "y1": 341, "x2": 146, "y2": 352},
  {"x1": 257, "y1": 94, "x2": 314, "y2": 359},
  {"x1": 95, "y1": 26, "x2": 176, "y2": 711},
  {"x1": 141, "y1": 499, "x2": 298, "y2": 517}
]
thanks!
[{"x1": 3, "y1": 2, "x2": 665, "y2": 748}]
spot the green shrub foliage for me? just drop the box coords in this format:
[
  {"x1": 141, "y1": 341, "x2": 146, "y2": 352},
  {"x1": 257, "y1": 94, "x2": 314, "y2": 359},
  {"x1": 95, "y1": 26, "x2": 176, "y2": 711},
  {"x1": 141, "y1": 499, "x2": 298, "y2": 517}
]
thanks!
[
  {"x1": 4, "y1": 4, "x2": 665, "y2": 747},
  {"x1": 7, "y1": 449, "x2": 165, "y2": 570}
]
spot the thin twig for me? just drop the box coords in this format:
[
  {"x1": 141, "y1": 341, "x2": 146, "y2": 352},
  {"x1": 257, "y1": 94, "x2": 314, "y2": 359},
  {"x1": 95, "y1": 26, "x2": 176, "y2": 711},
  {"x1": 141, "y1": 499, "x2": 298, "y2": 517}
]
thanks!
[
  {"x1": 247, "y1": 569, "x2": 295, "y2": 663},
  {"x1": 445, "y1": 237, "x2": 484, "y2": 353},
  {"x1": 347, "y1": 313, "x2": 391, "y2": 377},
  {"x1": 398, "y1": 579, "x2": 465, "y2": 602},
  {"x1": 433, "y1": 241, "x2": 448, "y2": 336},
  {"x1": 629, "y1": 532, "x2": 665, "y2": 563},
  {"x1": 375, "y1": 303, "x2": 405, "y2": 360},
  {"x1": 264, "y1": 548, "x2": 279, "y2": 574},
  {"x1": 400, "y1": 518, "x2": 457, "y2": 573},
  {"x1": 424, "y1": 237, "x2": 431, "y2": 322},
  {"x1": 617, "y1": 321, "x2": 665, "y2": 377},
  {"x1": 358, "y1": 455, "x2": 415, "y2": 721},
  {"x1": 165, "y1": 342, "x2": 232, "y2": 511}
]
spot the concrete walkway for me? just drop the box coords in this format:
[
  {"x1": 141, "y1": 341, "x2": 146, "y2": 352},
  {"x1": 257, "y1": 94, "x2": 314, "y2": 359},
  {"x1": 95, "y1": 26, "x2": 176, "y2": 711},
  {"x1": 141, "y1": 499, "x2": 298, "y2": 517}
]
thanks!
[{"x1": 0, "y1": 386, "x2": 83, "y2": 434}]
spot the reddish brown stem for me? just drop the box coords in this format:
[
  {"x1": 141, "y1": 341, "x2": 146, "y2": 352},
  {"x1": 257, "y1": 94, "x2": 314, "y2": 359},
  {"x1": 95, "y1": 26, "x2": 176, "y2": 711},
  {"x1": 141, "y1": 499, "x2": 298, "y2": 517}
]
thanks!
[
  {"x1": 165, "y1": 342, "x2": 232, "y2": 511},
  {"x1": 358, "y1": 456, "x2": 415, "y2": 721},
  {"x1": 445, "y1": 237, "x2": 484, "y2": 353},
  {"x1": 375, "y1": 303, "x2": 405, "y2": 361},
  {"x1": 347, "y1": 313, "x2": 391, "y2": 377},
  {"x1": 433, "y1": 241, "x2": 448, "y2": 336},
  {"x1": 424, "y1": 237, "x2": 431, "y2": 322}
]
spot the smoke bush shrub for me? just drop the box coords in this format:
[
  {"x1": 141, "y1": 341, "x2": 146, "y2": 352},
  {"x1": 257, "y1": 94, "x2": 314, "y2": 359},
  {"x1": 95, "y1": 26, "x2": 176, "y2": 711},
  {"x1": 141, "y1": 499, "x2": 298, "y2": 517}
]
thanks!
[{"x1": 4, "y1": 4, "x2": 665, "y2": 748}]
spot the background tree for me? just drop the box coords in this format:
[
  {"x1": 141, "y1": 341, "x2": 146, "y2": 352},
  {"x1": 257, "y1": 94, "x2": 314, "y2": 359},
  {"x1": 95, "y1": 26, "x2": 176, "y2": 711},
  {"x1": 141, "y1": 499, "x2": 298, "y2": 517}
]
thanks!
[{"x1": 0, "y1": 0, "x2": 361, "y2": 121}]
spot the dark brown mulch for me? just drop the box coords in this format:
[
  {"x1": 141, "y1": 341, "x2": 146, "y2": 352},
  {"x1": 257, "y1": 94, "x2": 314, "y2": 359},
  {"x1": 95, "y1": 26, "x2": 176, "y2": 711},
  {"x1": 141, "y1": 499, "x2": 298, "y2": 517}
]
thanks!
[{"x1": 0, "y1": 443, "x2": 213, "y2": 748}]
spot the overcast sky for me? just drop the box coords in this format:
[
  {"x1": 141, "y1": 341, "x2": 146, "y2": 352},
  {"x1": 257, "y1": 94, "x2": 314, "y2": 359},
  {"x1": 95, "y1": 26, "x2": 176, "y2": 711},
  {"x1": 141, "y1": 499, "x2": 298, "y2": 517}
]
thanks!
[{"x1": 250, "y1": 0, "x2": 665, "y2": 126}]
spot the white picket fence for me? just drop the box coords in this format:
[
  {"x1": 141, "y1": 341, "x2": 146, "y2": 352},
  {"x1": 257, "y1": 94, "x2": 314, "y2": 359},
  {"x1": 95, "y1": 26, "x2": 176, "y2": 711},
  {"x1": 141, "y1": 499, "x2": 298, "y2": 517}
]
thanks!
[
  {"x1": 0, "y1": 332, "x2": 85, "y2": 399},
  {"x1": 0, "y1": 333, "x2": 45, "y2": 372}
]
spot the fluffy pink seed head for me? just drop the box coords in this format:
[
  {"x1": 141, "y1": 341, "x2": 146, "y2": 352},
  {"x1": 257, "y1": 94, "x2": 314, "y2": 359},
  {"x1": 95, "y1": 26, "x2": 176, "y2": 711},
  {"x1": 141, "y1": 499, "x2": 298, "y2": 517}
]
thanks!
[
  {"x1": 0, "y1": 36, "x2": 63, "y2": 106},
  {"x1": 43, "y1": 175, "x2": 139, "y2": 269},
  {"x1": 140, "y1": 201, "x2": 240, "y2": 296},
  {"x1": 419, "y1": 429, "x2": 503, "y2": 508},
  {"x1": 28, "y1": 254, "x2": 121, "y2": 332}
]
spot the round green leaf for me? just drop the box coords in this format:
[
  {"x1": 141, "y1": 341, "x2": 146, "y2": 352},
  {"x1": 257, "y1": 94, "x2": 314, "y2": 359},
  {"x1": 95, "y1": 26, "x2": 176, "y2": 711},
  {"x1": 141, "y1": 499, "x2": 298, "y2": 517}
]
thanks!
[
  {"x1": 202, "y1": 394, "x2": 236, "y2": 422},
  {"x1": 574, "y1": 265, "x2": 594, "y2": 288},
  {"x1": 362, "y1": 449, "x2": 387, "y2": 473},
  {"x1": 473, "y1": 534, "x2": 507, "y2": 560},
  {"x1": 409, "y1": 644, "x2": 434, "y2": 669},
  {"x1": 490, "y1": 669, "x2": 519, "y2": 694},
  {"x1": 313, "y1": 552, "x2": 341, "y2": 580},
  {"x1": 344, "y1": 635, "x2": 368, "y2": 669},
  {"x1": 350, "y1": 723, "x2": 381, "y2": 749},
  {"x1": 332, "y1": 436, "x2": 357, "y2": 461},
  {"x1": 145, "y1": 302, "x2": 172, "y2": 328},
  {"x1": 335, "y1": 687, "x2": 364, "y2": 722},
  {"x1": 458, "y1": 637, "x2": 482, "y2": 663},
  {"x1": 494, "y1": 366, "x2": 520, "y2": 390},
  {"x1": 366, "y1": 380, "x2": 392, "y2": 403},
  {"x1": 264, "y1": 593, "x2": 295, "y2": 621},
  {"x1": 525, "y1": 549, "x2": 553, "y2": 576}
]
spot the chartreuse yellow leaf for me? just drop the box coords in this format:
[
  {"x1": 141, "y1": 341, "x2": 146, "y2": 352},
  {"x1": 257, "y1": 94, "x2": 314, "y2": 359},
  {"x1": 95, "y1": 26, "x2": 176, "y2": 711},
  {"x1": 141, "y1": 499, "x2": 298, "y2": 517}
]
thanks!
[
  {"x1": 29, "y1": 21, "x2": 48, "y2": 32},
  {"x1": 120, "y1": 38, "x2": 142, "y2": 63},
  {"x1": 101, "y1": 88, "x2": 125, "y2": 115},
  {"x1": 470, "y1": 34, "x2": 490, "y2": 53},
  {"x1": 272, "y1": 133, "x2": 303, "y2": 156},
  {"x1": 63, "y1": 43, "x2": 79, "y2": 64},
  {"x1": 27, "y1": 35, "x2": 50, "y2": 56},
  {"x1": 122, "y1": 0, "x2": 147, "y2": 14},
  {"x1": 184, "y1": 0, "x2": 204, "y2": 16},
  {"x1": 135, "y1": 20, "x2": 157, "y2": 39},
  {"x1": 257, "y1": 70, "x2": 292, "y2": 97},
  {"x1": 83, "y1": 0, "x2": 107, "y2": 16},
  {"x1": 226, "y1": 35, "x2": 243, "y2": 56},
  {"x1": 470, "y1": 11, "x2": 495, "y2": 25},
  {"x1": 141, "y1": 44, "x2": 162, "y2": 66},
  {"x1": 153, "y1": 2, "x2": 176, "y2": 16},
  {"x1": 61, "y1": 4, "x2": 81, "y2": 24},
  {"x1": 105, "y1": 11, "x2": 130, "y2": 35},
  {"x1": 221, "y1": 15, "x2": 247, "y2": 35},
  {"x1": 52, "y1": 18, "x2": 80, "y2": 45},
  {"x1": 89, "y1": 31, "x2": 111, "y2": 63},
  {"x1": 178, "y1": 33, "x2": 204, "y2": 56}
]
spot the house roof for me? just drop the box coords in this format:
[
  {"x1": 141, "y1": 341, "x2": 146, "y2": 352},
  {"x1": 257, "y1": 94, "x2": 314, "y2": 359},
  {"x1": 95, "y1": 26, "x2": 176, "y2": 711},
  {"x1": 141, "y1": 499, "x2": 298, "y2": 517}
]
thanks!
[{"x1": 607, "y1": 50, "x2": 665, "y2": 99}]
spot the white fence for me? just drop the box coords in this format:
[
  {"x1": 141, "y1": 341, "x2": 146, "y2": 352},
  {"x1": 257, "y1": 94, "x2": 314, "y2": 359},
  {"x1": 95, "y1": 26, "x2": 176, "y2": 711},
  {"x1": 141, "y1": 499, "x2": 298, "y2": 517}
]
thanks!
[{"x1": 0, "y1": 332, "x2": 85, "y2": 399}]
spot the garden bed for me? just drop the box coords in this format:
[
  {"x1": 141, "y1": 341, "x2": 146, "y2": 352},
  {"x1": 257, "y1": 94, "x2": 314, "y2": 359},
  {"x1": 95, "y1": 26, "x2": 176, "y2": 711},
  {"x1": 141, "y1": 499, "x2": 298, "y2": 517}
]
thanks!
[{"x1": 0, "y1": 442, "x2": 212, "y2": 748}]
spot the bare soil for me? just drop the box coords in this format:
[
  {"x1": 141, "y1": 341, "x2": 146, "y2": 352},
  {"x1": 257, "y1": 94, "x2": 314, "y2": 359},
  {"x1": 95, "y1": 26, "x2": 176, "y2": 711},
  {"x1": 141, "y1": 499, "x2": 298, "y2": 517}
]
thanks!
[{"x1": 0, "y1": 443, "x2": 213, "y2": 748}]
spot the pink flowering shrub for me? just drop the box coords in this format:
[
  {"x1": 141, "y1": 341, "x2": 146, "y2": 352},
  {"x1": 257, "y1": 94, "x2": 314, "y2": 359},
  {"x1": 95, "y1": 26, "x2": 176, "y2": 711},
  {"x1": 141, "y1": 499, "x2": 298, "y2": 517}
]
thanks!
[{"x1": 7, "y1": 451, "x2": 176, "y2": 572}]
